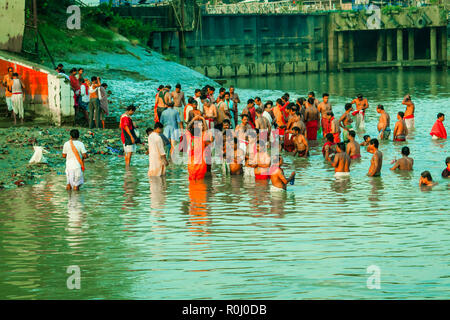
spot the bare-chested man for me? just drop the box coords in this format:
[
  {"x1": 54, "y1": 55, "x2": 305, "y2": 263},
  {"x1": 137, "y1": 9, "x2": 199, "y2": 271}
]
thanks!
[
  {"x1": 224, "y1": 137, "x2": 244, "y2": 175},
  {"x1": 328, "y1": 112, "x2": 341, "y2": 143},
  {"x1": 402, "y1": 94, "x2": 415, "y2": 131},
  {"x1": 376, "y1": 105, "x2": 391, "y2": 140},
  {"x1": 367, "y1": 138, "x2": 383, "y2": 177},
  {"x1": 157, "y1": 85, "x2": 172, "y2": 120},
  {"x1": 339, "y1": 103, "x2": 354, "y2": 142},
  {"x1": 202, "y1": 96, "x2": 217, "y2": 129},
  {"x1": 393, "y1": 111, "x2": 408, "y2": 142},
  {"x1": 318, "y1": 93, "x2": 332, "y2": 134},
  {"x1": 292, "y1": 126, "x2": 308, "y2": 157},
  {"x1": 322, "y1": 133, "x2": 336, "y2": 162},
  {"x1": 286, "y1": 105, "x2": 305, "y2": 135},
  {"x1": 331, "y1": 142, "x2": 351, "y2": 178},
  {"x1": 351, "y1": 93, "x2": 369, "y2": 130},
  {"x1": 390, "y1": 146, "x2": 413, "y2": 171},
  {"x1": 346, "y1": 130, "x2": 361, "y2": 160},
  {"x1": 235, "y1": 114, "x2": 253, "y2": 154},
  {"x1": 255, "y1": 107, "x2": 271, "y2": 139},
  {"x1": 270, "y1": 155, "x2": 296, "y2": 192},
  {"x1": 304, "y1": 98, "x2": 320, "y2": 141},
  {"x1": 254, "y1": 141, "x2": 271, "y2": 180}
]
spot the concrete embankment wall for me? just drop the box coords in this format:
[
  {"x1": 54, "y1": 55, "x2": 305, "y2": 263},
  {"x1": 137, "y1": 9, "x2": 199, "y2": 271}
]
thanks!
[{"x1": 0, "y1": 51, "x2": 73, "y2": 125}]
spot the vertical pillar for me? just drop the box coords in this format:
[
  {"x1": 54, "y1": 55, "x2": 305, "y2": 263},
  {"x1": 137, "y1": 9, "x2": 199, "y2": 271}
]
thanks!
[
  {"x1": 408, "y1": 29, "x2": 415, "y2": 61},
  {"x1": 376, "y1": 30, "x2": 385, "y2": 62},
  {"x1": 386, "y1": 30, "x2": 393, "y2": 62},
  {"x1": 161, "y1": 32, "x2": 170, "y2": 54},
  {"x1": 348, "y1": 31, "x2": 354, "y2": 63},
  {"x1": 397, "y1": 29, "x2": 403, "y2": 69},
  {"x1": 338, "y1": 32, "x2": 344, "y2": 71},
  {"x1": 430, "y1": 27, "x2": 437, "y2": 66},
  {"x1": 441, "y1": 27, "x2": 447, "y2": 70}
]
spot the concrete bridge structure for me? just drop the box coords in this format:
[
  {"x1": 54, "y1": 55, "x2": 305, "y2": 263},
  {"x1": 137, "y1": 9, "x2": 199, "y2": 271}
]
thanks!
[{"x1": 114, "y1": 1, "x2": 448, "y2": 77}]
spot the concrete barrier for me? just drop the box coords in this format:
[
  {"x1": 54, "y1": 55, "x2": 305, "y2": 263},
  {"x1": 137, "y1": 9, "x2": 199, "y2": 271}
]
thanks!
[{"x1": 0, "y1": 51, "x2": 73, "y2": 125}]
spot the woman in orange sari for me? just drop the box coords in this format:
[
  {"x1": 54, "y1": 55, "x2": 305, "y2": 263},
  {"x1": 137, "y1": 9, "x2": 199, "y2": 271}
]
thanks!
[{"x1": 186, "y1": 115, "x2": 213, "y2": 180}]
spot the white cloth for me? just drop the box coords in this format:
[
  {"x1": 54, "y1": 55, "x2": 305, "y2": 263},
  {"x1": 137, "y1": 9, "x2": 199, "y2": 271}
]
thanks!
[
  {"x1": 11, "y1": 94, "x2": 24, "y2": 118},
  {"x1": 243, "y1": 166, "x2": 255, "y2": 177},
  {"x1": 80, "y1": 84, "x2": 90, "y2": 103},
  {"x1": 123, "y1": 144, "x2": 136, "y2": 153},
  {"x1": 355, "y1": 112, "x2": 365, "y2": 130},
  {"x1": 148, "y1": 132, "x2": 166, "y2": 177},
  {"x1": 405, "y1": 118, "x2": 414, "y2": 130},
  {"x1": 29, "y1": 146, "x2": 48, "y2": 164},
  {"x1": 270, "y1": 185, "x2": 286, "y2": 192},
  {"x1": 66, "y1": 168, "x2": 84, "y2": 188},
  {"x1": 335, "y1": 172, "x2": 350, "y2": 178},
  {"x1": 63, "y1": 140, "x2": 87, "y2": 170},
  {"x1": 263, "y1": 111, "x2": 273, "y2": 124},
  {"x1": 5, "y1": 96, "x2": 12, "y2": 111},
  {"x1": 195, "y1": 97, "x2": 203, "y2": 113}
]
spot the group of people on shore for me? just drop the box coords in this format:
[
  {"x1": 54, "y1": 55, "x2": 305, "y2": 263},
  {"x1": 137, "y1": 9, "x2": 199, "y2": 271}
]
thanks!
[
  {"x1": 59, "y1": 64, "x2": 111, "y2": 129},
  {"x1": 62, "y1": 84, "x2": 448, "y2": 192}
]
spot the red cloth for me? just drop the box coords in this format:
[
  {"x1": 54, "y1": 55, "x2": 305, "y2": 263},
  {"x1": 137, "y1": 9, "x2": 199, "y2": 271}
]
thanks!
[
  {"x1": 404, "y1": 114, "x2": 414, "y2": 119},
  {"x1": 248, "y1": 107, "x2": 256, "y2": 129},
  {"x1": 187, "y1": 131, "x2": 207, "y2": 180},
  {"x1": 69, "y1": 75, "x2": 80, "y2": 92},
  {"x1": 321, "y1": 117, "x2": 331, "y2": 135},
  {"x1": 322, "y1": 141, "x2": 335, "y2": 157},
  {"x1": 350, "y1": 154, "x2": 361, "y2": 160},
  {"x1": 154, "y1": 92, "x2": 159, "y2": 123},
  {"x1": 333, "y1": 132, "x2": 341, "y2": 143},
  {"x1": 306, "y1": 120, "x2": 319, "y2": 140},
  {"x1": 255, "y1": 173, "x2": 270, "y2": 180},
  {"x1": 430, "y1": 120, "x2": 447, "y2": 139},
  {"x1": 283, "y1": 132, "x2": 295, "y2": 152},
  {"x1": 120, "y1": 115, "x2": 132, "y2": 144}
]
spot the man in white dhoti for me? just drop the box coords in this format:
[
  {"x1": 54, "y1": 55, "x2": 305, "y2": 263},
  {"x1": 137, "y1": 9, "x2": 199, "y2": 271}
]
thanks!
[
  {"x1": 148, "y1": 122, "x2": 169, "y2": 177},
  {"x1": 62, "y1": 129, "x2": 87, "y2": 191},
  {"x1": 11, "y1": 73, "x2": 25, "y2": 124}
]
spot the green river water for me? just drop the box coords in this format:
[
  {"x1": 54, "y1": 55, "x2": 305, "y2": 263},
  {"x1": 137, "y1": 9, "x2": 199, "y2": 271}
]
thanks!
[{"x1": 0, "y1": 69, "x2": 448, "y2": 299}]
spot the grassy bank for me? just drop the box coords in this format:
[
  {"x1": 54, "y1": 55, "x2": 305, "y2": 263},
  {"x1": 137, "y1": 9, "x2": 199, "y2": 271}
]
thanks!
[{"x1": 22, "y1": 0, "x2": 157, "y2": 66}]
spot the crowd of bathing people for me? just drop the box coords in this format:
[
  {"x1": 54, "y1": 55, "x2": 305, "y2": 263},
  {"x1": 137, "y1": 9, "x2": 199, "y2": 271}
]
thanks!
[{"x1": 60, "y1": 82, "x2": 448, "y2": 191}]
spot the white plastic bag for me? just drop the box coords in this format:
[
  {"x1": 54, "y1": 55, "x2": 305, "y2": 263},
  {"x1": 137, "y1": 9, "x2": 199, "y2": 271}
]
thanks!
[{"x1": 29, "y1": 146, "x2": 48, "y2": 164}]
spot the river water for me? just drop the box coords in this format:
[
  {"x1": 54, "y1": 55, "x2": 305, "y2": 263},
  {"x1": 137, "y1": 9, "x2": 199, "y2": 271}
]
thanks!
[{"x1": 0, "y1": 69, "x2": 448, "y2": 299}]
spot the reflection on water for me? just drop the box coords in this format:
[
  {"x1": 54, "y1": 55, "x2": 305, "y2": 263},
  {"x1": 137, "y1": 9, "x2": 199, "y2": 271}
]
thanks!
[{"x1": 0, "y1": 70, "x2": 449, "y2": 299}]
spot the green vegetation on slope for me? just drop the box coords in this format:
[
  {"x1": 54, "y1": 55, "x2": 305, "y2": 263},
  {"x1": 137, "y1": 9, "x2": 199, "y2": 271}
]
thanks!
[{"x1": 22, "y1": 0, "x2": 156, "y2": 65}]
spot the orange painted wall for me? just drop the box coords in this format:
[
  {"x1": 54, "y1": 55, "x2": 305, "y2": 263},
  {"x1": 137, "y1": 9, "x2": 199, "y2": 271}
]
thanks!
[{"x1": 0, "y1": 58, "x2": 48, "y2": 104}]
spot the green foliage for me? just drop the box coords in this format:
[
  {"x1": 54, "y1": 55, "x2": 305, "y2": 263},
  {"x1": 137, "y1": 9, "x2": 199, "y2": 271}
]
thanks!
[{"x1": 381, "y1": 5, "x2": 402, "y2": 15}]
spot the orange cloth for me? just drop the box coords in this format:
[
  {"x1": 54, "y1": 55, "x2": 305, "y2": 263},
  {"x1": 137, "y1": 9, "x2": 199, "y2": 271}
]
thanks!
[
  {"x1": 187, "y1": 131, "x2": 208, "y2": 180},
  {"x1": 3, "y1": 75, "x2": 13, "y2": 97},
  {"x1": 69, "y1": 140, "x2": 85, "y2": 171}
]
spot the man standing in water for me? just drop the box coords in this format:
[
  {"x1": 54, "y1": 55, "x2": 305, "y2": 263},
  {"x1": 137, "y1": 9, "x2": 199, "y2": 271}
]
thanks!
[
  {"x1": 292, "y1": 126, "x2": 308, "y2": 158},
  {"x1": 351, "y1": 93, "x2": 369, "y2": 131},
  {"x1": 304, "y1": 97, "x2": 320, "y2": 141},
  {"x1": 367, "y1": 138, "x2": 383, "y2": 177},
  {"x1": 346, "y1": 130, "x2": 361, "y2": 160},
  {"x1": 62, "y1": 129, "x2": 87, "y2": 191},
  {"x1": 2, "y1": 66, "x2": 14, "y2": 118},
  {"x1": 171, "y1": 83, "x2": 186, "y2": 122},
  {"x1": 328, "y1": 112, "x2": 341, "y2": 143},
  {"x1": 160, "y1": 102, "x2": 184, "y2": 157},
  {"x1": 390, "y1": 146, "x2": 413, "y2": 171},
  {"x1": 430, "y1": 113, "x2": 447, "y2": 140},
  {"x1": 230, "y1": 86, "x2": 240, "y2": 128},
  {"x1": 120, "y1": 105, "x2": 138, "y2": 168},
  {"x1": 393, "y1": 111, "x2": 408, "y2": 142},
  {"x1": 317, "y1": 93, "x2": 332, "y2": 134},
  {"x1": 377, "y1": 105, "x2": 391, "y2": 140},
  {"x1": 270, "y1": 155, "x2": 296, "y2": 192},
  {"x1": 402, "y1": 94, "x2": 415, "y2": 131},
  {"x1": 339, "y1": 103, "x2": 354, "y2": 142},
  {"x1": 148, "y1": 122, "x2": 169, "y2": 177},
  {"x1": 331, "y1": 142, "x2": 351, "y2": 178},
  {"x1": 242, "y1": 99, "x2": 257, "y2": 129}
]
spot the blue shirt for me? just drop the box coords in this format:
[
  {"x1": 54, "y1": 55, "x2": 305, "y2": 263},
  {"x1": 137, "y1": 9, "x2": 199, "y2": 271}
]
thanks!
[{"x1": 160, "y1": 108, "x2": 180, "y2": 128}]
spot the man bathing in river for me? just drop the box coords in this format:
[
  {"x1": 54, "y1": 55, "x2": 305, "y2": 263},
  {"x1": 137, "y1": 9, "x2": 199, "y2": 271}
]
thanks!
[
  {"x1": 346, "y1": 130, "x2": 361, "y2": 160},
  {"x1": 351, "y1": 93, "x2": 369, "y2": 130},
  {"x1": 254, "y1": 141, "x2": 271, "y2": 180},
  {"x1": 390, "y1": 146, "x2": 413, "y2": 171},
  {"x1": 328, "y1": 112, "x2": 341, "y2": 143},
  {"x1": 318, "y1": 93, "x2": 332, "y2": 134},
  {"x1": 331, "y1": 142, "x2": 351, "y2": 178},
  {"x1": 322, "y1": 133, "x2": 336, "y2": 162},
  {"x1": 291, "y1": 126, "x2": 308, "y2": 158},
  {"x1": 393, "y1": 111, "x2": 408, "y2": 142},
  {"x1": 63, "y1": 129, "x2": 87, "y2": 191},
  {"x1": 339, "y1": 103, "x2": 354, "y2": 142},
  {"x1": 377, "y1": 105, "x2": 391, "y2": 140},
  {"x1": 270, "y1": 155, "x2": 296, "y2": 192},
  {"x1": 419, "y1": 171, "x2": 437, "y2": 187},
  {"x1": 304, "y1": 97, "x2": 320, "y2": 141},
  {"x1": 402, "y1": 94, "x2": 415, "y2": 130},
  {"x1": 148, "y1": 122, "x2": 169, "y2": 177},
  {"x1": 367, "y1": 138, "x2": 383, "y2": 177}
]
